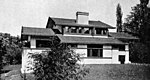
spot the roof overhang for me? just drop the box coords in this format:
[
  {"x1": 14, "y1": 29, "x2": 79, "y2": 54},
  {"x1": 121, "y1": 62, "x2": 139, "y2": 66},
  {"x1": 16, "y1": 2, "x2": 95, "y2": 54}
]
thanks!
[
  {"x1": 57, "y1": 35, "x2": 127, "y2": 45},
  {"x1": 21, "y1": 27, "x2": 56, "y2": 40},
  {"x1": 56, "y1": 23, "x2": 115, "y2": 29},
  {"x1": 109, "y1": 32, "x2": 139, "y2": 40}
]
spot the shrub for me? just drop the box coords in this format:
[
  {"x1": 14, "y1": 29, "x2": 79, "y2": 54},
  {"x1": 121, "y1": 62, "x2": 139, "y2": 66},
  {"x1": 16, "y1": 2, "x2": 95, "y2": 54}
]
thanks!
[{"x1": 32, "y1": 43, "x2": 89, "y2": 80}]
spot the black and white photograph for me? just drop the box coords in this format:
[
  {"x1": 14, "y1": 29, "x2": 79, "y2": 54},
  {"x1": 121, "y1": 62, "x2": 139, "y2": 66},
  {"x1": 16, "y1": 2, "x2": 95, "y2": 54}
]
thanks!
[{"x1": 0, "y1": 0, "x2": 150, "y2": 80}]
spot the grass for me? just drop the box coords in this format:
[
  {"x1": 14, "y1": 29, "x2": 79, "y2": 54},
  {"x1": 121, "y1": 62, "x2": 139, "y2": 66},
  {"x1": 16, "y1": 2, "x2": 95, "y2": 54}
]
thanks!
[
  {"x1": 83, "y1": 64, "x2": 150, "y2": 80},
  {"x1": 1, "y1": 64, "x2": 150, "y2": 80}
]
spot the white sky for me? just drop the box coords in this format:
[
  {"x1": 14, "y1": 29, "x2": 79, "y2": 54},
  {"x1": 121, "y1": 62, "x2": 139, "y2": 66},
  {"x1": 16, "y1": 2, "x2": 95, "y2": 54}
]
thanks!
[{"x1": 0, "y1": 0, "x2": 140, "y2": 36}]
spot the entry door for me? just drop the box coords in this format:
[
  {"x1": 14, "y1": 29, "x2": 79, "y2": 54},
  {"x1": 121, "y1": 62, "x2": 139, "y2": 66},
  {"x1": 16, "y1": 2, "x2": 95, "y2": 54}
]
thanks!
[{"x1": 119, "y1": 55, "x2": 125, "y2": 64}]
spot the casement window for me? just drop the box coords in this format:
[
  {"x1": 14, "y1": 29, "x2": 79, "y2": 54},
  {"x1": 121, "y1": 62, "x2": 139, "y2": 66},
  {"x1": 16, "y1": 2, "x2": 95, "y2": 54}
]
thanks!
[{"x1": 87, "y1": 44, "x2": 103, "y2": 57}]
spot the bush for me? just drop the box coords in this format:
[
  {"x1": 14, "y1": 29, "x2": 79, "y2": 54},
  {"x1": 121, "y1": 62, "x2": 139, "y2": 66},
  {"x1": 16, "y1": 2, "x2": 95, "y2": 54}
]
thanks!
[
  {"x1": 32, "y1": 43, "x2": 89, "y2": 80},
  {"x1": 129, "y1": 42, "x2": 150, "y2": 63}
]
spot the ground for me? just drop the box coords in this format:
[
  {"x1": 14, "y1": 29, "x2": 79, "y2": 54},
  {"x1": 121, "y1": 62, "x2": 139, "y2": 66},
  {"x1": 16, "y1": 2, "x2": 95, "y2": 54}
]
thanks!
[{"x1": 1, "y1": 64, "x2": 150, "y2": 80}]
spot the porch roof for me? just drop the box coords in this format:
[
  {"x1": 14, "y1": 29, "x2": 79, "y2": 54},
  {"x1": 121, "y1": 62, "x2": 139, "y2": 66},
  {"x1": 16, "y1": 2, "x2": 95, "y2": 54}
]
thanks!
[
  {"x1": 21, "y1": 27, "x2": 55, "y2": 36},
  {"x1": 109, "y1": 32, "x2": 139, "y2": 40},
  {"x1": 57, "y1": 35, "x2": 126, "y2": 45}
]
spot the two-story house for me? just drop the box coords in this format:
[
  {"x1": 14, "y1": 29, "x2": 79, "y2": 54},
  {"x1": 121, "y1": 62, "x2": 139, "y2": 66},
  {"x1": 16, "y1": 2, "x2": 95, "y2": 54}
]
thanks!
[{"x1": 21, "y1": 12, "x2": 137, "y2": 73}]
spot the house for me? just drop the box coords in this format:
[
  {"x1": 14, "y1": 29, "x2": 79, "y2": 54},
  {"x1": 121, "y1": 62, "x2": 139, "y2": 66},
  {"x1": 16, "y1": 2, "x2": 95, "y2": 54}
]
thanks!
[{"x1": 21, "y1": 12, "x2": 137, "y2": 73}]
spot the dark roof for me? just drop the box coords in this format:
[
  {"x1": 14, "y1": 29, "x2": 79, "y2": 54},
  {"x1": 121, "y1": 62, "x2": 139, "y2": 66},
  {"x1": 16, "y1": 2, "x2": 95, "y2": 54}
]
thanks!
[
  {"x1": 21, "y1": 27, "x2": 55, "y2": 36},
  {"x1": 109, "y1": 32, "x2": 139, "y2": 40},
  {"x1": 57, "y1": 35, "x2": 126, "y2": 45},
  {"x1": 50, "y1": 17, "x2": 115, "y2": 29}
]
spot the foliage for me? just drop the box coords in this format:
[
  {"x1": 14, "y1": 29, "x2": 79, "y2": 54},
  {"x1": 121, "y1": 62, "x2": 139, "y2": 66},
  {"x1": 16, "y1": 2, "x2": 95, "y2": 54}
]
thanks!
[
  {"x1": 116, "y1": 3, "x2": 123, "y2": 32},
  {"x1": 129, "y1": 42, "x2": 150, "y2": 63},
  {"x1": 124, "y1": 0, "x2": 150, "y2": 42},
  {"x1": 0, "y1": 33, "x2": 22, "y2": 65},
  {"x1": 32, "y1": 37, "x2": 89, "y2": 80},
  {"x1": 123, "y1": 0, "x2": 150, "y2": 63}
]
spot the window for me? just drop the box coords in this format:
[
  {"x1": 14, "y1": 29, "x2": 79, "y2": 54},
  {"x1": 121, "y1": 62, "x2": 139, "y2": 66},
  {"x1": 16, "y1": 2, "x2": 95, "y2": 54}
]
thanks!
[
  {"x1": 95, "y1": 28, "x2": 108, "y2": 35},
  {"x1": 68, "y1": 44, "x2": 77, "y2": 48},
  {"x1": 36, "y1": 40, "x2": 51, "y2": 48},
  {"x1": 112, "y1": 45, "x2": 118, "y2": 50},
  {"x1": 96, "y1": 28, "x2": 102, "y2": 35},
  {"x1": 79, "y1": 27, "x2": 82, "y2": 33},
  {"x1": 112, "y1": 45, "x2": 125, "y2": 51},
  {"x1": 84, "y1": 28, "x2": 90, "y2": 34},
  {"x1": 119, "y1": 45, "x2": 125, "y2": 51},
  {"x1": 87, "y1": 44, "x2": 103, "y2": 57},
  {"x1": 71, "y1": 27, "x2": 77, "y2": 33}
]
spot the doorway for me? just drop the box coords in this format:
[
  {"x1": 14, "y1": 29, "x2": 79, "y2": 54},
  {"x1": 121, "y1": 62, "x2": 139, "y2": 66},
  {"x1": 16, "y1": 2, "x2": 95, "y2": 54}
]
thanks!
[{"x1": 119, "y1": 55, "x2": 125, "y2": 64}]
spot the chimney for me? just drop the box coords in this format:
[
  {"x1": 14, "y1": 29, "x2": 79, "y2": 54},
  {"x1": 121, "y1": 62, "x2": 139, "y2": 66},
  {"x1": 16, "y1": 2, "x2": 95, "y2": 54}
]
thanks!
[{"x1": 76, "y1": 11, "x2": 89, "y2": 24}]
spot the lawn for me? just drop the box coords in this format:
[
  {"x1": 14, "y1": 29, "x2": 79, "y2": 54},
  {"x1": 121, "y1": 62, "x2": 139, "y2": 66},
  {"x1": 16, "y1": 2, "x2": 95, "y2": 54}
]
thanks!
[
  {"x1": 1, "y1": 64, "x2": 150, "y2": 80},
  {"x1": 84, "y1": 64, "x2": 150, "y2": 80}
]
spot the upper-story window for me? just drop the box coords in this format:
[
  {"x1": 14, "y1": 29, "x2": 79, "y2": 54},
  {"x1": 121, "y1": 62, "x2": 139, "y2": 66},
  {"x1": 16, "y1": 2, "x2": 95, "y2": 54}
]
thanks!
[
  {"x1": 79, "y1": 27, "x2": 82, "y2": 33},
  {"x1": 95, "y1": 28, "x2": 108, "y2": 35},
  {"x1": 71, "y1": 27, "x2": 77, "y2": 33},
  {"x1": 96, "y1": 28, "x2": 102, "y2": 35},
  {"x1": 112, "y1": 45, "x2": 125, "y2": 51},
  {"x1": 84, "y1": 28, "x2": 89, "y2": 34}
]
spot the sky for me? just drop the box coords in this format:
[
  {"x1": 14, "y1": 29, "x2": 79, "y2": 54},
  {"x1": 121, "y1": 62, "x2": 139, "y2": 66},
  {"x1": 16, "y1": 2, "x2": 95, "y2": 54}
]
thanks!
[{"x1": 0, "y1": 0, "x2": 140, "y2": 36}]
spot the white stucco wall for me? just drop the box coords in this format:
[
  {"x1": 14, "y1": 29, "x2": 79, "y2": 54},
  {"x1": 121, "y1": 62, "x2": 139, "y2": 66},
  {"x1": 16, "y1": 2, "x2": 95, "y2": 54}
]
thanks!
[
  {"x1": 22, "y1": 43, "x2": 130, "y2": 73},
  {"x1": 30, "y1": 39, "x2": 36, "y2": 48},
  {"x1": 103, "y1": 45, "x2": 112, "y2": 57},
  {"x1": 74, "y1": 45, "x2": 87, "y2": 57},
  {"x1": 79, "y1": 58, "x2": 112, "y2": 64},
  {"x1": 111, "y1": 49, "x2": 130, "y2": 64},
  {"x1": 21, "y1": 48, "x2": 48, "y2": 73}
]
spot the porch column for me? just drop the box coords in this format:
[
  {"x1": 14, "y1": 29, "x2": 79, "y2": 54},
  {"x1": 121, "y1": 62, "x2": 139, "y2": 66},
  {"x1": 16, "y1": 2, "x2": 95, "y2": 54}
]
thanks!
[
  {"x1": 82, "y1": 27, "x2": 85, "y2": 34},
  {"x1": 125, "y1": 45, "x2": 130, "y2": 63},
  {"x1": 30, "y1": 39, "x2": 36, "y2": 48},
  {"x1": 98, "y1": 49, "x2": 100, "y2": 57},
  {"x1": 68, "y1": 27, "x2": 71, "y2": 33},
  {"x1": 92, "y1": 27, "x2": 96, "y2": 36},
  {"x1": 76, "y1": 27, "x2": 79, "y2": 33},
  {"x1": 28, "y1": 36, "x2": 31, "y2": 41}
]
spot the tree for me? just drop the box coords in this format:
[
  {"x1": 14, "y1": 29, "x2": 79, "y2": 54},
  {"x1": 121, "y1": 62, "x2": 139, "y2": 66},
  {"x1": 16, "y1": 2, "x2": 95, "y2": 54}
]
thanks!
[
  {"x1": 0, "y1": 38, "x2": 3, "y2": 74},
  {"x1": 124, "y1": 0, "x2": 150, "y2": 63},
  {"x1": 116, "y1": 3, "x2": 123, "y2": 32},
  {"x1": 32, "y1": 37, "x2": 89, "y2": 80},
  {"x1": 124, "y1": 0, "x2": 150, "y2": 42},
  {"x1": 0, "y1": 33, "x2": 22, "y2": 65}
]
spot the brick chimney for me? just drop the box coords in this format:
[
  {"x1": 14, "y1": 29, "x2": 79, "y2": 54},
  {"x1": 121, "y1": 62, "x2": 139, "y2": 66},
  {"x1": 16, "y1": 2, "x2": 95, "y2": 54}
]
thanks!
[{"x1": 76, "y1": 11, "x2": 89, "y2": 24}]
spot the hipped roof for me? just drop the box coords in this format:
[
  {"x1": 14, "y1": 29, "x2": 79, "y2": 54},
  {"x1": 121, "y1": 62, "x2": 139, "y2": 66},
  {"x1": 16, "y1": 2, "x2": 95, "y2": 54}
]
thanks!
[
  {"x1": 21, "y1": 27, "x2": 55, "y2": 36},
  {"x1": 57, "y1": 35, "x2": 126, "y2": 45},
  {"x1": 109, "y1": 32, "x2": 139, "y2": 40},
  {"x1": 50, "y1": 17, "x2": 115, "y2": 29}
]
